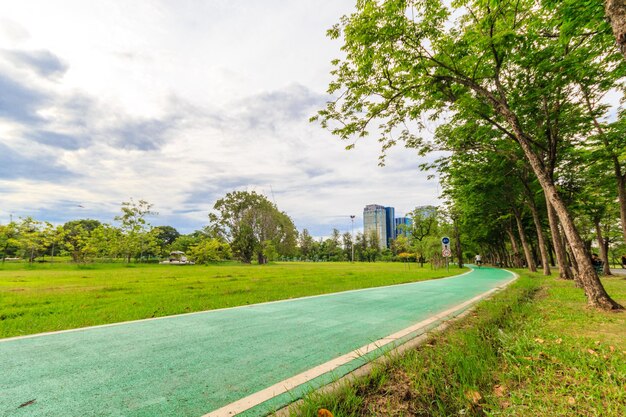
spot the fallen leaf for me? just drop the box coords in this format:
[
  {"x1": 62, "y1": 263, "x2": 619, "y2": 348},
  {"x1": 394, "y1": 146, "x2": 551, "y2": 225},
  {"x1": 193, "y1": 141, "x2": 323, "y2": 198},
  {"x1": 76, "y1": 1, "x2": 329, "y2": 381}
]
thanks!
[
  {"x1": 587, "y1": 349, "x2": 597, "y2": 356},
  {"x1": 493, "y1": 385, "x2": 507, "y2": 397},
  {"x1": 555, "y1": 338, "x2": 562, "y2": 344},
  {"x1": 568, "y1": 397, "x2": 576, "y2": 405},
  {"x1": 465, "y1": 390, "x2": 482, "y2": 404},
  {"x1": 317, "y1": 409, "x2": 334, "y2": 417},
  {"x1": 609, "y1": 345, "x2": 615, "y2": 352},
  {"x1": 535, "y1": 338, "x2": 545, "y2": 344}
]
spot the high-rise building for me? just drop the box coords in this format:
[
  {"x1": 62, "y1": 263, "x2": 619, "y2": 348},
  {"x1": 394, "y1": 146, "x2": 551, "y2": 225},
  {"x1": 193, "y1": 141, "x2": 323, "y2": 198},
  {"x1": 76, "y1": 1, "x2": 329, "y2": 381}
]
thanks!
[
  {"x1": 385, "y1": 206, "x2": 395, "y2": 247},
  {"x1": 363, "y1": 204, "x2": 387, "y2": 249},
  {"x1": 395, "y1": 217, "x2": 413, "y2": 237}
]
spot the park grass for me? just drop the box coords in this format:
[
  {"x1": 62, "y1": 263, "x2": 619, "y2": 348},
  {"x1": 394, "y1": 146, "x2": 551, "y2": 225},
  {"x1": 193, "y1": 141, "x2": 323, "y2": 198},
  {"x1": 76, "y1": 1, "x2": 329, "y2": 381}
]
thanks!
[
  {"x1": 292, "y1": 272, "x2": 626, "y2": 417},
  {"x1": 0, "y1": 261, "x2": 465, "y2": 338}
]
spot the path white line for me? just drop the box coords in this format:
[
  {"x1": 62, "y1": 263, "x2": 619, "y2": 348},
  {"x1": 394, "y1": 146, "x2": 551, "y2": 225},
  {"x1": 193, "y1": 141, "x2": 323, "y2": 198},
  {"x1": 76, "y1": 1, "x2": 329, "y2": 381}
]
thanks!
[
  {"x1": 203, "y1": 272, "x2": 516, "y2": 417},
  {"x1": 1, "y1": 267, "x2": 474, "y2": 343}
]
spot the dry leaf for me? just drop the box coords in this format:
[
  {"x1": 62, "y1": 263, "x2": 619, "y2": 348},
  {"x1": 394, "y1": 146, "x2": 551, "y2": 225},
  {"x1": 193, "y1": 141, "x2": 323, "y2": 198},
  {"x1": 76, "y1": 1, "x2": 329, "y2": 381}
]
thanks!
[
  {"x1": 587, "y1": 349, "x2": 597, "y2": 356},
  {"x1": 493, "y1": 385, "x2": 507, "y2": 397},
  {"x1": 568, "y1": 397, "x2": 576, "y2": 405},
  {"x1": 535, "y1": 338, "x2": 545, "y2": 344},
  {"x1": 465, "y1": 390, "x2": 482, "y2": 404},
  {"x1": 555, "y1": 338, "x2": 562, "y2": 344},
  {"x1": 317, "y1": 409, "x2": 334, "y2": 417},
  {"x1": 609, "y1": 345, "x2": 615, "y2": 352}
]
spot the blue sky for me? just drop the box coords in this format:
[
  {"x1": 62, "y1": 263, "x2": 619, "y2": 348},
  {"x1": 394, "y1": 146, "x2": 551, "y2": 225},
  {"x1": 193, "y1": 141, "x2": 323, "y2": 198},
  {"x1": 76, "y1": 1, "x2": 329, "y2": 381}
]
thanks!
[{"x1": 0, "y1": 1, "x2": 440, "y2": 237}]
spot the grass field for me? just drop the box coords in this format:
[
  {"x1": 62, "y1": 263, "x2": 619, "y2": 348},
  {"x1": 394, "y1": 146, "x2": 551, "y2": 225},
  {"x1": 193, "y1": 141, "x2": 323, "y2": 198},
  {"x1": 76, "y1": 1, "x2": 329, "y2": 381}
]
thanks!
[
  {"x1": 294, "y1": 273, "x2": 626, "y2": 417},
  {"x1": 0, "y1": 261, "x2": 465, "y2": 339}
]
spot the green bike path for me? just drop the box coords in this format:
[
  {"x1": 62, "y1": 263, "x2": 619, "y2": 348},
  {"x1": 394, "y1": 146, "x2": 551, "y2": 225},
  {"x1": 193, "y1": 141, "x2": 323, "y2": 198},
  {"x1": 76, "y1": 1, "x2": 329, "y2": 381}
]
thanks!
[{"x1": 0, "y1": 267, "x2": 514, "y2": 417}]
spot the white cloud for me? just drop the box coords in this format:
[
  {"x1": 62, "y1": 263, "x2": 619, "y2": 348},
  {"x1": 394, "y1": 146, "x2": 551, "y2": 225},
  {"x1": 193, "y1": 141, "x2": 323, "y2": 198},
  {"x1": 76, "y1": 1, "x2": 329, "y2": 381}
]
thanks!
[{"x1": 0, "y1": 1, "x2": 441, "y2": 235}]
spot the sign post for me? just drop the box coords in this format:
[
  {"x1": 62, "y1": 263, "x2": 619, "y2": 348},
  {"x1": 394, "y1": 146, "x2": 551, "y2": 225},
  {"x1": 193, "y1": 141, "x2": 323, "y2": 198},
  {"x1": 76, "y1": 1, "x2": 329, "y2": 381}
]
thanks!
[{"x1": 441, "y1": 237, "x2": 451, "y2": 271}]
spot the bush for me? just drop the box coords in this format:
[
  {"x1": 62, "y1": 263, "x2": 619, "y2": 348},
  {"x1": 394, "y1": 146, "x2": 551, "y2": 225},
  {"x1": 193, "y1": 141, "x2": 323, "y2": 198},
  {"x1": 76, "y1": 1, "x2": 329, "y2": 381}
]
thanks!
[{"x1": 188, "y1": 239, "x2": 232, "y2": 264}]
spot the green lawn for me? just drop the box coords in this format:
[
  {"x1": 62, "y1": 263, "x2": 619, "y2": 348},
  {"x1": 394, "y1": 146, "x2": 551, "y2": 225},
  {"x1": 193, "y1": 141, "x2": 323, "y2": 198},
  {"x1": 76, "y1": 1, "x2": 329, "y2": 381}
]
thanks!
[
  {"x1": 294, "y1": 273, "x2": 626, "y2": 417},
  {"x1": 0, "y1": 261, "x2": 465, "y2": 339}
]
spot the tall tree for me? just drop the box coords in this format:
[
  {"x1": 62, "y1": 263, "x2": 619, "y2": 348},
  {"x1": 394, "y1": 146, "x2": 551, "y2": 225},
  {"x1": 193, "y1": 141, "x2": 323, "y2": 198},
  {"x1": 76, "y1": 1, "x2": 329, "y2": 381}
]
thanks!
[
  {"x1": 317, "y1": 0, "x2": 622, "y2": 309},
  {"x1": 114, "y1": 199, "x2": 157, "y2": 262},
  {"x1": 210, "y1": 191, "x2": 297, "y2": 264}
]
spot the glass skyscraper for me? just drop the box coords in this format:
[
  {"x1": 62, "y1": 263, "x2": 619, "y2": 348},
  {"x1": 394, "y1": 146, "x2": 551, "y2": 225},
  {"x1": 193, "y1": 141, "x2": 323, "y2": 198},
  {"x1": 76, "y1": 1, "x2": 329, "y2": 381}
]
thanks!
[
  {"x1": 363, "y1": 204, "x2": 387, "y2": 249},
  {"x1": 363, "y1": 204, "x2": 396, "y2": 249},
  {"x1": 395, "y1": 217, "x2": 413, "y2": 237},
  {"x1": 385, "y1": 206, "x2": 395, "y2": 247}
]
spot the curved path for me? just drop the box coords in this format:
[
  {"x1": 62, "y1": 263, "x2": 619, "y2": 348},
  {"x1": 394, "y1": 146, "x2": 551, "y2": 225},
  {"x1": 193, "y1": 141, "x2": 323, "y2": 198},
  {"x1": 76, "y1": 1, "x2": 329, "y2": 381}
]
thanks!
[{"x1": 0, "y1": 266, "x2": 514, "y2": 417}]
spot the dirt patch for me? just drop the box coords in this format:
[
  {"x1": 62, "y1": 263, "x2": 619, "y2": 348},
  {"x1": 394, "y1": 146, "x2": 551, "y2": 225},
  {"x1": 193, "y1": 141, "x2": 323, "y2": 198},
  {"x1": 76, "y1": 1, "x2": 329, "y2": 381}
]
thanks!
[{"x1": 359, "y1": 369, "x2": 417, "y2": 416}]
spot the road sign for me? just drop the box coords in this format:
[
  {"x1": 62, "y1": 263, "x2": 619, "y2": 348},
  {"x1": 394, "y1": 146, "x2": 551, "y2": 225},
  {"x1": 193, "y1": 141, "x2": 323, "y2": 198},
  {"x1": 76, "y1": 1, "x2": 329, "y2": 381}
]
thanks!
[
  {"x1": 442, "y1": 248, "x2": 452, "y2": 257},
  {"x1": 441, "y1": 236, "x2": 451, "y2": 252}
]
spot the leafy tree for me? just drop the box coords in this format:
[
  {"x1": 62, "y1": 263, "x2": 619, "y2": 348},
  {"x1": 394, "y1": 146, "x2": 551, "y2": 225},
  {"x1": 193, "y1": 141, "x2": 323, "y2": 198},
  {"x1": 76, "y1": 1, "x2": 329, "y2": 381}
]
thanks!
[
  {"x1": 298, "y1": 228, "x2": 315, "y2": 260},
  {"x1": 170, "y1": 234, "x2": 203, "y2": 253},
  {"x1": 17, "y1": 217, "x2": 44, "y2": 262},
  {"x1": 342, "y1": 231, "x2": 354, "y2": 261},
  {"x1": 42, "y1": 222, "x2": 66, "y2": 263},
  {"x1": 210, "y1": 191, "x2": 297, "y2": 264},
  {"x1": 153, "y1": 225, "x2": 181, "y2": 247},
  {"x1": 115, "y1": 199, "x2": 157, "y2": 262},
  {"x1": 0, "y1": 221, "x2": 19, "y2": 262},
  {"x1": 63, "y1": 219, "x2": 102, "y2": 262},
  {"x1": 189, "y1": 238, "x2": 232, "y2": 264},
  {"x1": 317, "y1": 0, "x2": 622, "y2": 309}
]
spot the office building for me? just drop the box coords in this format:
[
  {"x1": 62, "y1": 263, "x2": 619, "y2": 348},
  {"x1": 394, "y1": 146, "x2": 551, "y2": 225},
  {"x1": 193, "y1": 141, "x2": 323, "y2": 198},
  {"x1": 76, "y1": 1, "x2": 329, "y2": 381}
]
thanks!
[
  {"x1": 363, "y1": 204, "x2": 387, "y2": 249},
  {"x1": 385, "y1": 206, "x2": 395, "y2": 247},
  {"x1": 395, "y1": 217, "x2": 413, "y2": 237},
  {"x1": 363, "y1": 204, "x2": 397, "y2": 249}
]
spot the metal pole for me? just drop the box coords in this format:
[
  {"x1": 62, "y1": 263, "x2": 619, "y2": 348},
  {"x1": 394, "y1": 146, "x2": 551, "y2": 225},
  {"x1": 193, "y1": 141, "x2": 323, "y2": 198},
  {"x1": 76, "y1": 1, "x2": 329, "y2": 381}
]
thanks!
[{"x1": 350, "y1": 215, "x2": 355, "y2": 262}]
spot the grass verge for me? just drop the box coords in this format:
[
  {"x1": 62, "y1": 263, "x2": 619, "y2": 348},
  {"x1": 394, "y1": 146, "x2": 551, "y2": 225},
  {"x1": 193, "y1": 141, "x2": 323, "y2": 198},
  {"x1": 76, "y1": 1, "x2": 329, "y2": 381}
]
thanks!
[
  {"x1": 0, "y1": 261, "x2": 464, "y2": 338},
  {"x1": 292, "y1": 272, "x2": 626, "y2": 417}
]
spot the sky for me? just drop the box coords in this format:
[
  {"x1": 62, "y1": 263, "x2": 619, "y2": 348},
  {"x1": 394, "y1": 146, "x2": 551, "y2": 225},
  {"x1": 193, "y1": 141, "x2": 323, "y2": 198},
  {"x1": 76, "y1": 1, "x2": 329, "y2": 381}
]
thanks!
[{"x1": 0, "y1": 0, "x2": 441, "y2": 237}]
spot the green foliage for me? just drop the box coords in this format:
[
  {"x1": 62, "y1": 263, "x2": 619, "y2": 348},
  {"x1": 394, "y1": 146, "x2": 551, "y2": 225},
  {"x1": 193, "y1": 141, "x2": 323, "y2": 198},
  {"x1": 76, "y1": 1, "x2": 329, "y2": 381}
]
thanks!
[
  {"x1": 210, "y1": 191, "x2": 298, "y2": 264},
  {"x1": 188, "y1": 238, "x2": 232, "y2": 264},
  {"x1": 115, "y1": 199, "x2": 158, "y2": 262}
]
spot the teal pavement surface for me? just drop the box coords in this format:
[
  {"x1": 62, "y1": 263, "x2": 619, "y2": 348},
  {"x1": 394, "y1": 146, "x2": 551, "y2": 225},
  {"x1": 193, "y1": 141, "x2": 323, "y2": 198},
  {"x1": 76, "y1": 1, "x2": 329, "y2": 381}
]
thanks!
[{"x1": 0, "y1": 266, "x2": 514, "y2": 417}]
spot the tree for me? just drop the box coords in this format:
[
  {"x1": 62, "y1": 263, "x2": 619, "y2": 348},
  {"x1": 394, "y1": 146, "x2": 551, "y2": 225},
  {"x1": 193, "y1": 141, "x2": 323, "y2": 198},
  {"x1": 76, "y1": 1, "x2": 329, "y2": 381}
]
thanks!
[
  {"x1": 189, "y1": 238, "x2": 232, "y2": 264},
  {"x1": 63, "y1": 219, "x2": 102, "y2": 262},
  {"x1": 153, "y1": 226, "x2": 180, "y2": 247},
  {"x1": 210, "y1": 191, "x2": 297, "y2": 264},
  {"x1": 115, "y1": 199, "x2": 157, "y2": 262},
  {"x1": 17, "y1": 217, "x2": 44, "y2": 262},
  {"x1": 42, "y1": 222, "x2": 66, "y2": 263},
  {"x1": 606, "y1": 0, "x2": 626, "y2": 57},
  {"x1": 317, "y1": 0, "x2": 622, "y2": 310},
  {"x1": 0, "y1": 221, "x2": 19, "y2": 262},
  {"x1": 298, "y1": 228, "x2": 315, "y2": 260}
]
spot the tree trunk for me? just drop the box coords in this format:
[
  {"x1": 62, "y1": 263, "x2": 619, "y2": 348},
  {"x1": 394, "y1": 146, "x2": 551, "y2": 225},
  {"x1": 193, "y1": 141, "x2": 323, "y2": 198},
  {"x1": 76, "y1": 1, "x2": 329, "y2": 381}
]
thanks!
[
  {"x1": 606, "y1": 0, "x2": 626, "y2": 58},
  {"x1": 512, "y1": 207, "x2": 536, "y2": 272},
  {"x1": 506, "y1": 226, "x2": 522, "y2": 268},
  {"x1": 453, "y1": 220, "x2": 463, "y2": 268},
  {"x1": 526, "y1": 197, "x2": 551, "y2": 275},
  {"x1": 584, "y1": 91, "x2": 626, "y2": 244},
  {"x1": 617, "y1": 171, "x2": 626, "y2": 244},
  {"x1": 594, "y1": 219, "x2": 612, "y2": 276},
  {"x1": 547, "y1": 239, "x2": 555, "y2": 267},
  {"x1": 507, "y1": 114, "x2": 621, "y2": 309},
  {"x1": 450, "y1": 67, "x2": 620, "y2": 308},
  {"x1": 546, "y1": 200, "x2": 573, "y2": 279}
]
